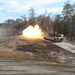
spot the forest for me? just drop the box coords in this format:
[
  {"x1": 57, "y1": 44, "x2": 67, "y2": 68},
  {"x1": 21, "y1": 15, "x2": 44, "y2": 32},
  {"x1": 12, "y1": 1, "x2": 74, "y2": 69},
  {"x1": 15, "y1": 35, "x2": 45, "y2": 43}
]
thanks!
[{"x1": 0, "y1": 2, "x2": 75, "y2": 41}]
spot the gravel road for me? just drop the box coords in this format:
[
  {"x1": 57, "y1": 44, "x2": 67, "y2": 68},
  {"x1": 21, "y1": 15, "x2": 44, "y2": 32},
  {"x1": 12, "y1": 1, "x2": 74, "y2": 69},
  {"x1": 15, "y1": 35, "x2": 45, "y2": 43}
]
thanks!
[
  {"x1": 54, "y1": 42, "x2": 75, "y2": 53},
  {"x1": 0, "y1": 60, "x2": 75, "y2": 75}
]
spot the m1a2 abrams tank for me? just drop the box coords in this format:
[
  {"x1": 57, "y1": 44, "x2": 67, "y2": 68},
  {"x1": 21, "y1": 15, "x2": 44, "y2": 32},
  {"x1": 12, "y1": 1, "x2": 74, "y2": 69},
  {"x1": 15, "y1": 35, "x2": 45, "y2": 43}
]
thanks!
[{"x1": 44, "y1": 32, "x2": 64, "y2": 42}]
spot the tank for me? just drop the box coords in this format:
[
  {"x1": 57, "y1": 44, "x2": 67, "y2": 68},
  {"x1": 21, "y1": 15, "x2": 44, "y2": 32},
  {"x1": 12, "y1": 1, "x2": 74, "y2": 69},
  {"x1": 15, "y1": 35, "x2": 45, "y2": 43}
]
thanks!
[{"x1": 44, "y1": 32, "x2": 64, "y2": 42}]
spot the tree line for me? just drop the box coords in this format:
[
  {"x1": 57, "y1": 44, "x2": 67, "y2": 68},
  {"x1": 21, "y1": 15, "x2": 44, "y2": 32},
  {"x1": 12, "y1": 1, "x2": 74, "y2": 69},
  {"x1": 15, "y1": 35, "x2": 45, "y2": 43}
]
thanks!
[
  {"x1": 0, "y1": 2, "x2": 75, "y2": 41},
  {"x1": 53, "y1": 2, "x2": 75, "y2": 41}
]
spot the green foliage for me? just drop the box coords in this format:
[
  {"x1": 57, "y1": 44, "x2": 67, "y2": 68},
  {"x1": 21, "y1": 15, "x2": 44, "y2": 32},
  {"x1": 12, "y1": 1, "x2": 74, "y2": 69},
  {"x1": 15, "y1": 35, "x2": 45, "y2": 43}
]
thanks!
[
  {"x1": 53, "y1": 14, "x2": 63, "y2": 34},
  {"x1": 62, "y1": 2, "x2": 75, "y2": 40}
]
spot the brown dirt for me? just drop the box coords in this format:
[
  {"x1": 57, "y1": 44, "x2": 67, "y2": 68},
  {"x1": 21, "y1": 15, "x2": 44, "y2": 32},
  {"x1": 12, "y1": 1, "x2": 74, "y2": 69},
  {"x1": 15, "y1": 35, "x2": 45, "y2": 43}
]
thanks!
[{"x1": 0, "y1": 35, "x2": 74, "y2": 63}]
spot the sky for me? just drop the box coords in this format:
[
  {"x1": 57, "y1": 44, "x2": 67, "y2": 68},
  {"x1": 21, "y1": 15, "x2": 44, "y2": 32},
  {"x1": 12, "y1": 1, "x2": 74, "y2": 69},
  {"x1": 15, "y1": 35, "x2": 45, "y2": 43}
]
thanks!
[{"x1": 0, "y1": 0, "x2": 75, "y2": 23}]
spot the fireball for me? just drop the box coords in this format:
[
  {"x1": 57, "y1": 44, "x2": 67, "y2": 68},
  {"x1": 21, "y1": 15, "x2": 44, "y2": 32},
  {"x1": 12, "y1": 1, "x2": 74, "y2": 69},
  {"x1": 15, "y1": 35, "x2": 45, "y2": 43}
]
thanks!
[{"x1": 22, "y1": 24, "x2": 44, "y2": 39}]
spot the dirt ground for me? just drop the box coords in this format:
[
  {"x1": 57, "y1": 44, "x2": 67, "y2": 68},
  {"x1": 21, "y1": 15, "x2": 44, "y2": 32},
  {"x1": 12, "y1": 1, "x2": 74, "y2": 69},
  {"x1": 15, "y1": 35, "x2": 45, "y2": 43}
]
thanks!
[
  {"x1": 0, "y1": 35, "x2": 75, "y2": 75},
  {"x1": 0, "y1": 35, "x2": 75, "y2": 63},
  {"x1": 0, "y1": 60, "x2": 75, "y2": 75}
]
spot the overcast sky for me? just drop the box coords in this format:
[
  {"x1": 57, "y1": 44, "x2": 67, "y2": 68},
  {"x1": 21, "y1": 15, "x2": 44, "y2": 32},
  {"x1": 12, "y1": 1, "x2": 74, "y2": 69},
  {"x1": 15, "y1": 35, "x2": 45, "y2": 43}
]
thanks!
[{"x1": 0, "y1": 0, "x2": 75, "y2": 23}]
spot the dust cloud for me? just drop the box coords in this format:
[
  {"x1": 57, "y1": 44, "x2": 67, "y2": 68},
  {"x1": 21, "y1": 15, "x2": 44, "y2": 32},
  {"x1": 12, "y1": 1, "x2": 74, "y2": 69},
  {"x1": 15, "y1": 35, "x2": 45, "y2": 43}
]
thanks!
[{"x1": 0, "y1": 26, "x2": 16, "y2": 37}]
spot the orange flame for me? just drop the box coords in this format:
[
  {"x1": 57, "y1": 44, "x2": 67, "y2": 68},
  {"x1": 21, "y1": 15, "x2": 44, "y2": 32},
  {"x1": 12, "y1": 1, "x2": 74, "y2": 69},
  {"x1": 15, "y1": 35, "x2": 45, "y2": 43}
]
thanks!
[{"x1": 22, "y1": 24, "x2": 44, "y2": 39}]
